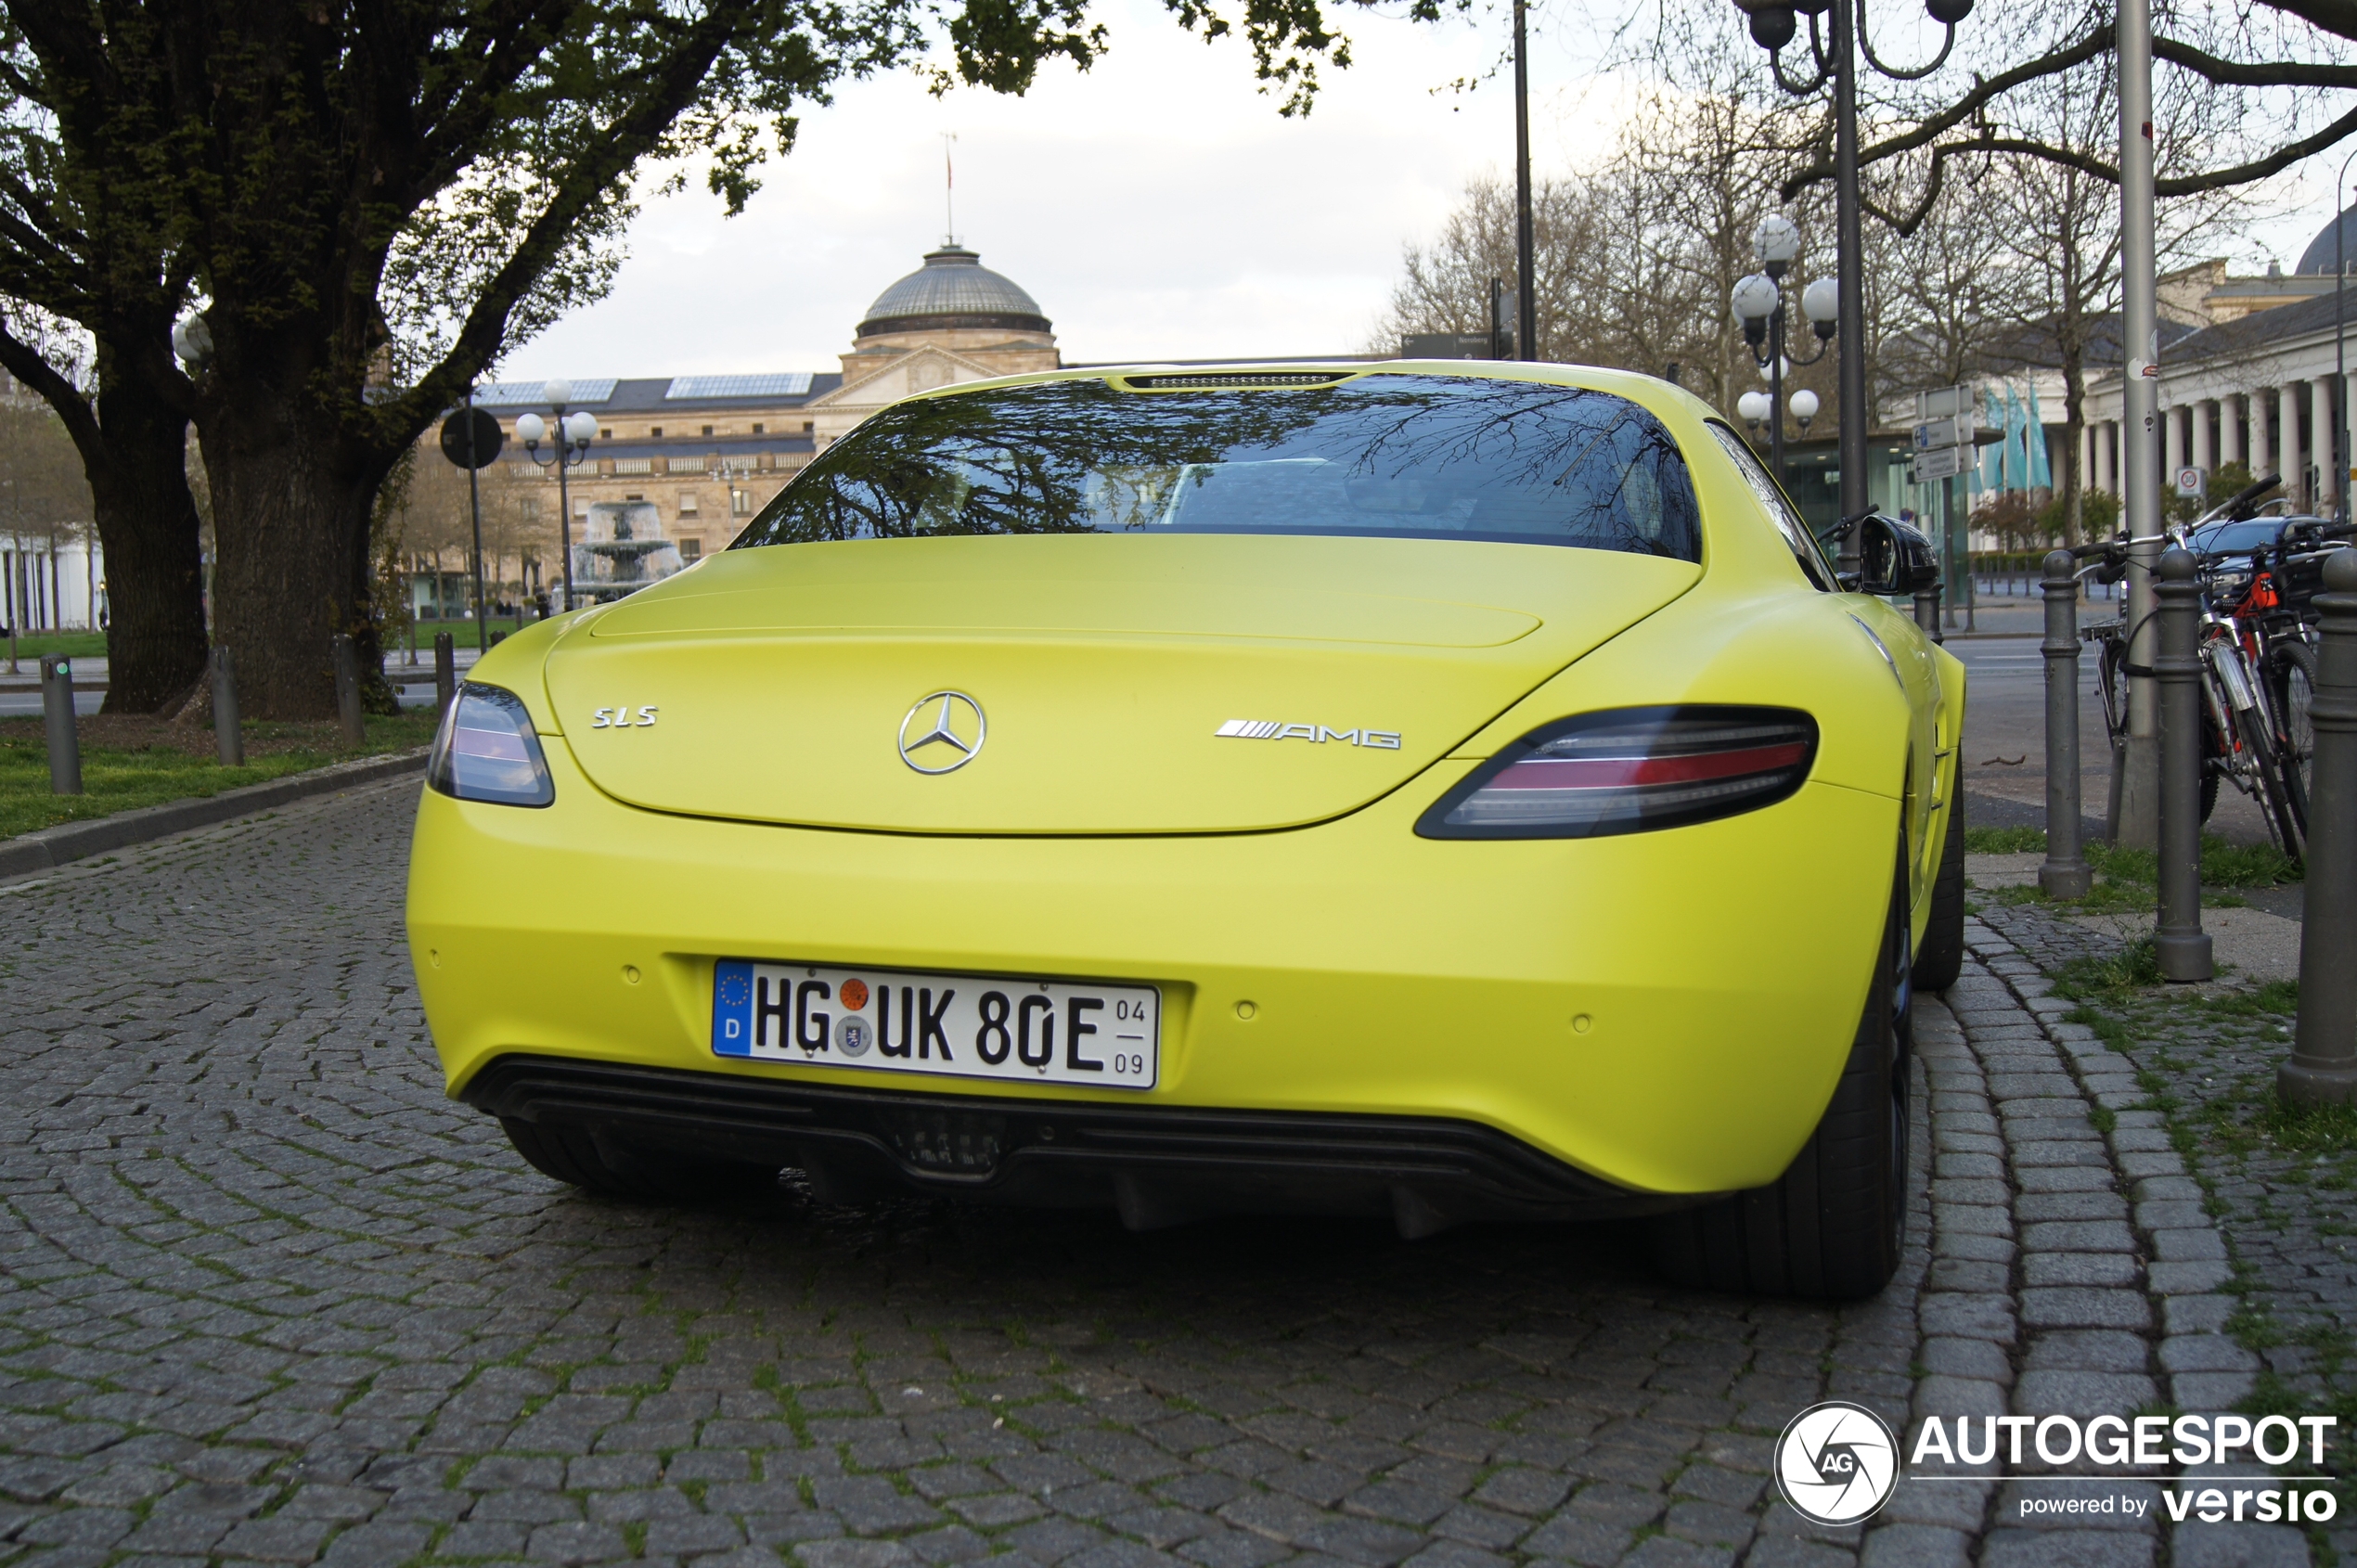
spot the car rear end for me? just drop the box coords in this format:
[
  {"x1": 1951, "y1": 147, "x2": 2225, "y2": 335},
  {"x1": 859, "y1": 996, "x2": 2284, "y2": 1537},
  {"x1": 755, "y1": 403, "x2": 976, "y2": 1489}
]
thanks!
[{"x1": 407, "y1": 363, "x2": 1909, "y2": 1232}]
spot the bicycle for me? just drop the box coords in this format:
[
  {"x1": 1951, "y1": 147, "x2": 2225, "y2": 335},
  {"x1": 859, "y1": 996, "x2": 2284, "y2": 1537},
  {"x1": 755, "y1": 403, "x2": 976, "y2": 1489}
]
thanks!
[{"x1": 2072, "y1": 475, "x2": 2319, "y2": 863}]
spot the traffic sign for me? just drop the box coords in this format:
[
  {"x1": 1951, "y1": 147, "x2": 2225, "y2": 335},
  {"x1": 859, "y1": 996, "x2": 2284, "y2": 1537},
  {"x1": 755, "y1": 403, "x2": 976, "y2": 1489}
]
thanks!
[
  {"x1": 1913, "y1": 444, "x2": 1969, "y2": 482},
  {"x1": 1915, "y1": 385, "x2": 1972, "y2": 421},
  {"x1": 439, "y1": 406, "x2": 505, "y2": 469},
  {"x1": 2174, "y1": 465, "x2": 2208, "y2": 498},
  {"x1": 1913, "y1": 414, "x2": 1976, "y2": 451}
]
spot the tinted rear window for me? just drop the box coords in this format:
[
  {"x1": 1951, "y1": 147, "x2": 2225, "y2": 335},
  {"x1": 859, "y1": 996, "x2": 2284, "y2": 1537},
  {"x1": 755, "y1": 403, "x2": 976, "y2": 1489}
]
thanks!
[{"x1": 734, "y1": 375, "x2": 1701, "y2": 560}]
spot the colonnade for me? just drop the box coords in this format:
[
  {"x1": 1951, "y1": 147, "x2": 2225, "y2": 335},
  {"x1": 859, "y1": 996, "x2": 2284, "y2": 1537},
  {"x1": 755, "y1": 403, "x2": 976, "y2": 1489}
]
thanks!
[{"x1": 2086, "y1": 378, "x2": 2357, "y2": 514}]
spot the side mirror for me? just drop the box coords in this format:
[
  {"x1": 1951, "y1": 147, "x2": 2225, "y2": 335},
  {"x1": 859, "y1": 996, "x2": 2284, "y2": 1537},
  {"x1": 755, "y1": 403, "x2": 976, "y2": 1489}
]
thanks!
[{"x1": 1852, "y1": 513, "x2": 1940, "y2": 597}]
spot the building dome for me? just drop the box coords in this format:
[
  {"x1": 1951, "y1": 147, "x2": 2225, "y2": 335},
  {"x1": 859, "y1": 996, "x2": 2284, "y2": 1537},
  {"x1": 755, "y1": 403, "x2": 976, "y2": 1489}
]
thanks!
[
  {"x1": 857, "y1": 246, "x2": 1050, "y2": 338},
  {"x1": 2296, "y1": 210, "x2": 2357, "y2": 275}
]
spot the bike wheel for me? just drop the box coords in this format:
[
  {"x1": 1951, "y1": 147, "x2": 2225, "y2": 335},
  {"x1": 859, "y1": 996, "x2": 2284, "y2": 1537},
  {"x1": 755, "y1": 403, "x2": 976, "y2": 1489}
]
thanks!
[
  {"x1": 2236, "y1": 706, "x2": 2303, "y2": 862},
  {"x1": 2271, "y1": 641, "x2": 2318, "y2": 815}
]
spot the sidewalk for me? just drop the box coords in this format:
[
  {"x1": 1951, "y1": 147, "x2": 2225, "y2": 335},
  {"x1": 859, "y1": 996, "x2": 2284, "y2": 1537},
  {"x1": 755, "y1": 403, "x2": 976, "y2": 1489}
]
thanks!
[{"x1": 1866, "y1": 920, "x2": 2326, "y2": 1567}]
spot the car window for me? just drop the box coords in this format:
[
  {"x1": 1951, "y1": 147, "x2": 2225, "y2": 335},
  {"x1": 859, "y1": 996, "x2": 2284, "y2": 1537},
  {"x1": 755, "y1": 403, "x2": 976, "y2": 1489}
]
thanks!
[
  {"x1": 1706, "y1": 422, "x2": 1835, "y2": 590},
  {"x1": 735, "y1": 375, "x2": 1703, "y2": 561},
  {"x1": 2191, "y1": 520, "x2": 2281, "y2": 555}
]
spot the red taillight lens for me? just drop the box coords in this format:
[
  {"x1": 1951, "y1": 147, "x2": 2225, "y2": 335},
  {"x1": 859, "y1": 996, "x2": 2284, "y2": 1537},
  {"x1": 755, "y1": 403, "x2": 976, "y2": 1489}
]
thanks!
[{"x1": 1415, "y1": 706, "x2": 1817, "y2": 839}]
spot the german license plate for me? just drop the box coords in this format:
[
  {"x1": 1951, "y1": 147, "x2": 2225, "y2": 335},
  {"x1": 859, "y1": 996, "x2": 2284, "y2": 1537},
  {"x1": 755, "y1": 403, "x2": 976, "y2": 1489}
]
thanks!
[{"x1": 712, "y1": 961, "x2": 1161, "y2": 1089}]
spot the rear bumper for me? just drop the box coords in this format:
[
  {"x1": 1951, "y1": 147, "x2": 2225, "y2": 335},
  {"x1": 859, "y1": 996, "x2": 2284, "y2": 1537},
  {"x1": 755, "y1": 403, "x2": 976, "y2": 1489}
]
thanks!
[
  {"x1": 407, "y1": 734, "x2": 1898, "y2": 1197},
  {"x1": 462, "y1": 1053, "x2": 1699, "y2": 1231}
]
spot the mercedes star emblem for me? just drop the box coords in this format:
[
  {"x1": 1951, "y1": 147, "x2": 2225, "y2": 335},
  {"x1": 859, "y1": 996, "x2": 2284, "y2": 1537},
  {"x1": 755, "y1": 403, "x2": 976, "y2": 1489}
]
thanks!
[{"x1": 898, "y1": 691, "x2": 987, "y2": 774}]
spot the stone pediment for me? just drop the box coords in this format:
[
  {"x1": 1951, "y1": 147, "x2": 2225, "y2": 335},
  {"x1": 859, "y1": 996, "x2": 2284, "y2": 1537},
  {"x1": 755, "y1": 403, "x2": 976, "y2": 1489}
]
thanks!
[{"x1": 811, "y1": 346, "x2": 1002, "y2": 413}]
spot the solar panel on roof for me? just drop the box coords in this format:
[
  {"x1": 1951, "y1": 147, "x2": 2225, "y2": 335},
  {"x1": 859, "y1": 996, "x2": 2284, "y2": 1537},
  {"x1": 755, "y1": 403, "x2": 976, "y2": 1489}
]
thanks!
[
  {"x1": 473, "y1": 379, "x2": 619, "y2": 405},
  {"x1": 665, "y1": 374, "x2": 815, "y2": 400}
]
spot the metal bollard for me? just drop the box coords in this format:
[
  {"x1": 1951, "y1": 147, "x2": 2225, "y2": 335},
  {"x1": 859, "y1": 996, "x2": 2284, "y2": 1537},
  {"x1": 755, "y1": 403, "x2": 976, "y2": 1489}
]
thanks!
[
  {"x1": 433, "y1": 633, "x2": 457, "y2": 717},
  {"x1": 2154, "y1": 547, "x2": 2214, "y2": 982},
  {"x1": 211, "y1": 646, "x2": 242, "y2": 766},
  {"x1": 2281, "y1": 548, "x2": 2357, "y2": 1103},
  {"x1": 2039, "y1": 550, "x2": 2093, "y2": 897},
  {"x1": 331, "y1": 634, "x2": 367, "y2": 745},
  {"x1": 39, "y1": 653, "x2": 81, "y2": 795},
  {"x1": 1913, "y1": 585, "x2": 1944, "y2": 644}
]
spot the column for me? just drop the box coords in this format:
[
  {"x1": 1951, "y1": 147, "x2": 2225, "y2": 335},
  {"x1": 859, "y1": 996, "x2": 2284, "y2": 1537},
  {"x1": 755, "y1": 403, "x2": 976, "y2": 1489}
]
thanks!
[
  {"x1": 2252, "y1": 389, "x2": 2273, "y2": 480},
  {"x1": 2192, "y1": 399, "x2": 2214, "y2": 474},
  {"x1": 2315, "y1": 378, "x2": 2337, "y2": 510},
  {"x1": 2166, "y1": 404, "x2": 2186, "y2": 480},
  {"x1": 2346, "y1": 373, "x2": 2357, "y2": 506},
  {"x1": 2080, "y1": 424, "x2": 2094, "y2": 492},
  {"x1": 2096, "y1": 421, "x2": 2117, "y2": 493},
  {"x1": 2221, "y1": 393, "x2": 2244, "y2": 469},
  {"x1": 2284, "y1": 382, "x2": 2308, "y2": 508}
]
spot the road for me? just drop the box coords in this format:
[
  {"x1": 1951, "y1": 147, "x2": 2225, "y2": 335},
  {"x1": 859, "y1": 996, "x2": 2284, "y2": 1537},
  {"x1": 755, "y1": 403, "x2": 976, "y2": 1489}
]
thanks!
[{"x1": 0, "y1": 782, "x2": 2284, "y2": 1568}]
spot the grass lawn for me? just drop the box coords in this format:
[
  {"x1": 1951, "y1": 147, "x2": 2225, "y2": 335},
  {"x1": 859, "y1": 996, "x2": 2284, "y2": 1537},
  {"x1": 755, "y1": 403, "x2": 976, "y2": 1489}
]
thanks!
[
  {"x1": 0, "y1": 630, "x2": 110, "y2": 664},
  {"x1": 2, "y1": 711, "x2": 439, "y2": 840},
  {"x1": 1964, "y1": 823, "x2": 2300, "y2": 912}
]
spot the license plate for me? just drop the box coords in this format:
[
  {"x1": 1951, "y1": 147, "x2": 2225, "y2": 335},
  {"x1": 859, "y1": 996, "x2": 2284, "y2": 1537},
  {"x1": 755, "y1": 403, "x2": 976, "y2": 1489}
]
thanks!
[{"x1": 711, "y1": 960, "x2": 1161, "y2": 1089}]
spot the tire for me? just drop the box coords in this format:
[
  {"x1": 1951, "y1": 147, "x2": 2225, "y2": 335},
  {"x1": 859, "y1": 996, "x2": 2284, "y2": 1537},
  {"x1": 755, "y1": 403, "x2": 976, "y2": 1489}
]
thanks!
[
  {"x1": 500, "y1": 1116, "x2": 780, "y2": 1202},
  {"x1": 1913, "y1": 776, "x2": 1966, "y2": 993},
  {"x1": 2198, "y1": 709, "x2": 2222, "y2": 826},
  {"x1": 2236, "y1": 706, "x2": 2304, "y2": 863},
  {"x1": 1651, "y1": 853, "x2": 1910, "y2": 1301},
  {"x1": 2272, "y1": 641, "x2": 2318, "y2": 829}
]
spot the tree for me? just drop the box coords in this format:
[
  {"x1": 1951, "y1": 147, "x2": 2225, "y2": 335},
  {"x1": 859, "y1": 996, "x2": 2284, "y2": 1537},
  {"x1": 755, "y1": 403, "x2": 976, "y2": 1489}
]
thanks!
[
  {"x1": 0, "y1": 26, "x2": 212, "y2": 711},
  {"x1": 1616, "y1": 0, "x2": 2351, "y2": 219},
  {"x1": 0, "y1": 0, "x2": 1415, "y2": 720}
]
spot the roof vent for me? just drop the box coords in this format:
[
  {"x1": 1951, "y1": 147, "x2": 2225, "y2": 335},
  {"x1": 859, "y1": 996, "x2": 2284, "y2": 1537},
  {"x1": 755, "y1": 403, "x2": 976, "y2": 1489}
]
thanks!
[{"x1": 1122, "y1": 371, "x2": 1352, "y2": 391}]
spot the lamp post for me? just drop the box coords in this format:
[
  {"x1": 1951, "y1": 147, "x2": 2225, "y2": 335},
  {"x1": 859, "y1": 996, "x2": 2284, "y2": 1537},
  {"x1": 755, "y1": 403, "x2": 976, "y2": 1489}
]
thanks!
[
  {"x1": 1730, "y1": 0, "x2": 1969, "y2": 571},
  {"x1": 1729, "y1": 216, "x2": 1838, "y2": 487},
  {"x1": 515, "y1": 379, "x2": 599, "y2": 613},
  {"x1": 1512, "y1": 0, "x2": 1536, "y2": 360},
  {"x1": 2337, "y1": 148, "x2": 2356, "y2": 525}
]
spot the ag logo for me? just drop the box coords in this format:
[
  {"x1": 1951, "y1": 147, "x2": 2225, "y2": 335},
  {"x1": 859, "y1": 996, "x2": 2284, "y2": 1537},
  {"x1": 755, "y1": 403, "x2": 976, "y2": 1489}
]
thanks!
[{"x1": 1773, "y1": 1401, "x2": 1899, "y2": 1525}]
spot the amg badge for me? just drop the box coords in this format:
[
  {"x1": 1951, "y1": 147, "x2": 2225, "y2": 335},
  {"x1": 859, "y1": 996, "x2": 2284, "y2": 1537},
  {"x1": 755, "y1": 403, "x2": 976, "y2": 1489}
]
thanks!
[{"x1": 1217, "y1": 720, "x2": 1401, "y2": 750}]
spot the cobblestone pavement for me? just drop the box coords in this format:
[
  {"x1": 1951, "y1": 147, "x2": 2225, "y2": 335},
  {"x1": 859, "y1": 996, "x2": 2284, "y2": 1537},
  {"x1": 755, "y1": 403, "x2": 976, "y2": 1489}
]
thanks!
[
  {"x1": 0, "y1": 786, "x2": 2292, "y2": 1567},
  {"x1": 1975, "y1": 902, "x2": 2357, "y2": 1535}
]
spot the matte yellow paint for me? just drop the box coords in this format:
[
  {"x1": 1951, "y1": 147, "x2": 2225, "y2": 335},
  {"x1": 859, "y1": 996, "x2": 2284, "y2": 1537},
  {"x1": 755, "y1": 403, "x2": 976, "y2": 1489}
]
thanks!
[
  {"x1": 548, "y1": 536, "x2": 1698, "y2": 834},
  {"x1": 410, "y1": 359, "x2": 1961, "y2": 1198}
]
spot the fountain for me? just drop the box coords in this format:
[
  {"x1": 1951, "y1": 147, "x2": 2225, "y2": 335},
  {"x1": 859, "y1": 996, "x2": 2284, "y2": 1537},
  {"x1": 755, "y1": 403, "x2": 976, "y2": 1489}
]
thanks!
[{"x1": 572, "y1": 501, "x2": 683, "y2": 605}]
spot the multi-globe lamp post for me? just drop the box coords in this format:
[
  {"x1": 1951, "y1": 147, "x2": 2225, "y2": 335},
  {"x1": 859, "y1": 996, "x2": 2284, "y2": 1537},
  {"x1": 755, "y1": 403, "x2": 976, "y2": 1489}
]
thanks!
[
  {"x1": 514, "y1": 379, "x2": 599, "y2": 612},
  {"x1": 1727, "y1": 0, "x2": 1971, "y2": 571},
  {"x1": 1730, "y1": 214, "x2": 1838, "y2": 486}
]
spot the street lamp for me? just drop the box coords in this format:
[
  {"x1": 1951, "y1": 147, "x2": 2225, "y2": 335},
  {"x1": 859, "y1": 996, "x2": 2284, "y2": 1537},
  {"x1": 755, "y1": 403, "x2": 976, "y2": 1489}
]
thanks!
[
  {"x1": 515, "y1": 379, "x2": 598, "y2": 612},
  {"x1": 1729, "y1": 216, "x2": 1837, "y2": 485},
  {"x1": 2336, "y1": 148, "x2": 2356, "y2": 524},
  {"x1": 1731, "y1": 0, "x2": 1970, "y2": 570}
]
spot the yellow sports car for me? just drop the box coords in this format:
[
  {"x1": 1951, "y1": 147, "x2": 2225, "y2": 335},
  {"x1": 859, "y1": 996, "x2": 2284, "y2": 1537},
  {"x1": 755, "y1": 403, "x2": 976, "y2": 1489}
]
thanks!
[{"x1": 406, "y1": 362, "x2": 1964, "y2": 1300}]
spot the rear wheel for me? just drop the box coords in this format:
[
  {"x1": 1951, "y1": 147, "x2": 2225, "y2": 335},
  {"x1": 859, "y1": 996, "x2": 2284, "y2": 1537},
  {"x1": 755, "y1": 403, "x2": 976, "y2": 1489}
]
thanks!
[
  {"x1": 1652, "y1": 854, "x2": 1910, "y2": 1301},
  {"x1": 1913, "y1": 776, "x2": 1966, "y2": 993},
  {"x1": 500, "y1": 1116, "x2": 781, "y2": 1202}
]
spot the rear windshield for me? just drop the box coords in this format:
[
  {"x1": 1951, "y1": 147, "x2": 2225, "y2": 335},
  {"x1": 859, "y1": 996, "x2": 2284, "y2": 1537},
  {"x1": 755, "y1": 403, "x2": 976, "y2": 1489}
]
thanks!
[{"x1": 733, "y1": 374, "x2": 1702, "y2": 560}]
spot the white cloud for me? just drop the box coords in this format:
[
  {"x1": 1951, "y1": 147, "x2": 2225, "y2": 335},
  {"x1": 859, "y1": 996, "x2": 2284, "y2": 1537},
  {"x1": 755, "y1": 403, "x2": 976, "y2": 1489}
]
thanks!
[{"x1": 498, "y1": 0, "x2": 1595, "y2": 377}]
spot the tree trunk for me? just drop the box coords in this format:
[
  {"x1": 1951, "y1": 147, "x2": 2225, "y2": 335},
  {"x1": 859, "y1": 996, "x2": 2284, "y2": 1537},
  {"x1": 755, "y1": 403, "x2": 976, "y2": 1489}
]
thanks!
[
  {"x1": 81, "y1": 378, "x2": 209, "y2": 712},
  {"x1": 203, "y1": 399, "x2": 394, "y2": 720}
]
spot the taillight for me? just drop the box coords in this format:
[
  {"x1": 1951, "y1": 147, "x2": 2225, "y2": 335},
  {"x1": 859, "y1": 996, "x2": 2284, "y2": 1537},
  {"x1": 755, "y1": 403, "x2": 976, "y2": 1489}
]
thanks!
[
  {"x1": 1415, "y1": 706, "x2": 1817, "y2": 839},
  {"x1": 427, "y1": 683, "x2": 556, "y2": 807}
]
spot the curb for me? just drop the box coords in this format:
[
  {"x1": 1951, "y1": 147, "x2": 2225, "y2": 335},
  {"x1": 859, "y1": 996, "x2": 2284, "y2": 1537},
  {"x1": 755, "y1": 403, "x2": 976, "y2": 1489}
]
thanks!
[{"x1": 0, "y1": 749, "x2": 429, "y2": 881}]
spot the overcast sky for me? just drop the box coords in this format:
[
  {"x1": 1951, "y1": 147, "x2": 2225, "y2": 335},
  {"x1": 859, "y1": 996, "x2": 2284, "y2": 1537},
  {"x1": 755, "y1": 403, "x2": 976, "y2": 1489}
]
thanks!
[{"x1": 496, "y1": 3, "x2": 2342, "y2": 383}]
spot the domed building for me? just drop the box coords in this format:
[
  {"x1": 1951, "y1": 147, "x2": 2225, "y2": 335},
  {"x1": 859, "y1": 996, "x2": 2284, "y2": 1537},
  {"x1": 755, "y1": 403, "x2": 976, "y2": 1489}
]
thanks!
[{"x1": 805, "y1": 244, "x2": 1061, "y2": 452}]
